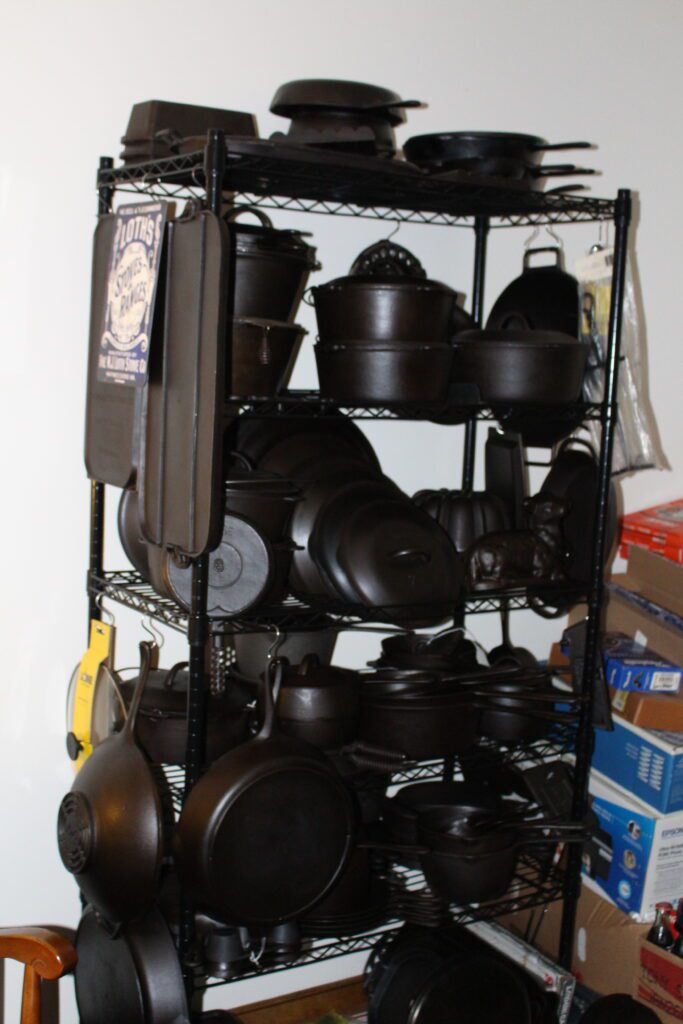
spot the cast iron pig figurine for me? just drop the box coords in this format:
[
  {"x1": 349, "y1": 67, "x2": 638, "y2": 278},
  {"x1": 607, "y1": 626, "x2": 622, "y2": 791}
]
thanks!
[{"x1": 466, "y1": 495, "x2": 567, "y2": 591}]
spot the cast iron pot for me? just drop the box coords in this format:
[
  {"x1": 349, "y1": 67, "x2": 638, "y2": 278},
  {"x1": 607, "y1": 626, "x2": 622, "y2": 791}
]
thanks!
[
  {"x1": 369, "y1": 628, "x2": 480, "y2": 673},
  {"x1": 452, "y1": 329, "x2": 589, "y2": 405},
  {"x1": 475, "y1": 682, "x2": 580, "y2": 743},
  {"x1": 316, "y1": 341, "x2": 453, "y2": 407},
  {"x1": 358, "y1": 691, "x2": 481, "y2": 761},
  {"x1": 413, "y1": 488, "x2": 510, "y2": 554},
  {"x1": 117, "y1": 662, "x2": 250, "y2": 766},
  {"x1": 312, "y1": 276, "x2": 456, "y2": 345},
  {"x1": 224, "y1": 206, "x2": 318, "y2": 323},
  {"x1": 174, "y1": 662, "x2": 356, "y2": 926},
  {"x1": 58, "y1": 642, "x2": 163, "y2": 926},
  {"x1": 229, "y1": 318, "x2": 306, "y2": 398},
  {"x1": 223, "y1": 465, "x2": 301, "y2": 540},
  {"x1": 275, "y1": 654, "x2": 361, "y2": 750}
]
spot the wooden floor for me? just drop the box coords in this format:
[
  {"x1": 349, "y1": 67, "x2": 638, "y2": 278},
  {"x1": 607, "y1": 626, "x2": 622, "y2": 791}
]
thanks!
[{"x1": 233, "y1": 976, "x2": 367, "y2": 1024}]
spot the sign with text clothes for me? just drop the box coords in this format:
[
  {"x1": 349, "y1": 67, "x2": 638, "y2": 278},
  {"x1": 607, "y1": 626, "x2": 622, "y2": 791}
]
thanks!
[{"x1": 98, "y1": 201, "x2": 168, "y2": 386}]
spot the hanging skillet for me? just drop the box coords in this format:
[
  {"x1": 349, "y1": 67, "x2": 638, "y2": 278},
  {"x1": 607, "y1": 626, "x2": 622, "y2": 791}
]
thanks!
[
  {"x1": 174, "y1": 661, "x2": 356, "y2": 926},
  {"x1": 487, "y1": 247, "x2": 580, "y2": 338},
  {"x1": 57, "y1": 641, "x2": 164, "y2": 925}
]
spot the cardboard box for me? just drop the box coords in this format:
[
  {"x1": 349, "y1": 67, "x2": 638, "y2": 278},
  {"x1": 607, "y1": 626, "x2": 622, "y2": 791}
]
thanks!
[
  {"x1": 611, "y1": 687, "x2": 683, "y2": 732},
  {"x1": 620, "y1": 499, "x2": 683, "y2": 564},
  {"x1": 636, "y1": 939, "x2": 683, "y2": 1023},
  {"x1": 585, "y1": 772, "x2": 683, "y2": 919},
  {"x1": 628, "y1": 545, "x2": 683, "y2": 619},
  {"x1": 500, "y1": 881, "x2": 648, "y2": 997},
  {"x1": 592, "y1": 713, "x2": 683, "y2": 814},
  {"x1": 604, "y1": 632, "x2": 682, "y2": 693}
]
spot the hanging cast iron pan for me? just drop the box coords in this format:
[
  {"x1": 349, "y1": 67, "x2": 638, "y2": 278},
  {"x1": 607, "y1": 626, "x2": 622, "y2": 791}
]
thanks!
[
  {"x1": 412, "y1": 487, "x2": 510, "y2": 554},
  {"x1": 57, "y1": 642, "x2": 163, "y2": 926},
  {"x1": 485, "y1": 428, "x2": 527, "y2": 529},
  {"x1": 227, "y1": 411, "x2": 381, "y2": 476},
  {"x1": 174, "y1": 662, "x2": 356, "y2": 926},
  {"x1": 408, "y1": 954, "x2": 533, "y2": 1024},
  {"x1": 117, "y1": 662, "x2": 250, "y2": 766},
  {"x1": 402, "y1": 132, "x2": 591, "y2": 172},
  {"x1": 488, "y1": 604, "x2": 538, "y2": 669},
  {"x1": 487, "y1": 247, "x2": 580, "y2": 338},
  {"x1": 532, "y1": 438, "x2": 618, "y2": 613},
  {"x1": 75, "y1": 904, "x2": 190, "y2": 1024},
  {"x1": 270, "y1": 79, "x2": 421, "y2": 122},
  {"x1": 118, "y1": 488, "x2": 150, "y2": 578}
]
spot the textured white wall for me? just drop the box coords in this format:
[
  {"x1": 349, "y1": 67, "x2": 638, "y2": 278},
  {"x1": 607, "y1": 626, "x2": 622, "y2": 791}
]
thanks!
[{"x1": 0, "y1": 0, "x2": 681, "y2": 1019}]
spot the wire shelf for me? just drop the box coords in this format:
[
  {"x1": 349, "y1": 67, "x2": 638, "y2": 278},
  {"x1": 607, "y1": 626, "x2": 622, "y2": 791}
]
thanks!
[
  {"x1": 226, "y1": 390, "x2": 603, "y2": 424},
  {"x1": 89, "y1": 570, "x2": 586, "y2": 635},
  {"x1": 99, "y1": 139, "x2": 617, "y2": 227}
]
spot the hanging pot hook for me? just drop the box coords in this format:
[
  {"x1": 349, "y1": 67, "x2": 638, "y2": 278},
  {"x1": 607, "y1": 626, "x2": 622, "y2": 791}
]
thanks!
[
  {"x1": 523, "y1": 225, "x2": 540, "y2": 250},
  {"x1": 544, "y1": 223, "x2": 563, "y2": 248},
  {"x1": 385, "y1": 219, "x2": 401, "y2": 242},
  {"x1": 141, "y1": 616, "x2": 164, "y2": 650},
  {"x1": 266, "y1": 625, "x2": 284, "y2": 662},
  {"x1": 94, "y1": 593, "x2": 115, "y2": 626}
]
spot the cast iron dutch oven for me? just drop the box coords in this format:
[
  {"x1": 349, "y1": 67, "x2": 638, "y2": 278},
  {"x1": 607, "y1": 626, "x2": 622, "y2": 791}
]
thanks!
[
  {"x1": 315, "y1": 341, "x2": 453, "y2": 406},
  {"x1": 224, "y1": 206, "x2": 318, "y2": 323},
  {"x1": 174, "y1": 661, "x2": 356, "y2": 925},
  {"x1": 275, "y1": 653, "x2": 361, "y2": 749},
  {"x1": 451, "y1": 328, "x2": 590, "y2": 405},
  {"x1": 75, "y1": 904, "x2": 190, "y2": 1024},
  {"x1": 117, "y1": 661, "x2": 250, "y2": 766},
  {"x1": 57, "y1": 642, "x2": 164, "y2": 925}
]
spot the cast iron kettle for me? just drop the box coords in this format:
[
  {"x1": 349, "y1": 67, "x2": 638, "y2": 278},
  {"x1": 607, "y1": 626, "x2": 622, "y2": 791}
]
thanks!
[{"x1": 57, "y1": 641, "x2": 163, "y2": 925}]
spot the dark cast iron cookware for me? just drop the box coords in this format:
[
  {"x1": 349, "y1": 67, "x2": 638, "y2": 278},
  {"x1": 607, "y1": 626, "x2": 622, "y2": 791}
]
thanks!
[
  {"x1": 223, "y1": 464, "x2": 301, "y2": 541},
  {"x1": 579, "y1": 994, "x2": 662, "y2": 1023},
  {"x1": 487, "y1": 247, "x2": 580, "y2": 338},
  {"x1": 408, "y1": 954, "x2": 533, "y2": 1024},
  {"x1": 275, "y1": 653, "x2": 360, "y2": 750},
  {"x1": 229, "y1": 318, "x2": 306, "y2": 398},
  {"x1": 232, "y1": 624, "x2": 338, "y2": 683},
  {"x1": 74, "y1": 904, "x2": 190, "y2": 1024},
  {"x1": 315, "y1": 342, "x2": 453, "y2": 406},
  {"x1": 118, "y1": 488, "x2": 150, "y2": 578},
  {"x1": 117, "y1": 662, "x2": 250, "y2": 766},
  {"x1": 358, "y1": 691, "x2": 481, "y2": 761},
  {"x1": 174, "y1": 662, "x2": 356, "y2": 926},
  {"x1": 314, "y1": 487, "x2": 463, "y2": 624},
  {"x1": 403, "y1": 131, "x2": 591, "y2": 175},
  {"x1": 270, "y1": 79, "x2": 421, "y2": 120},
  {"x1": 227, "y1": 410, "x2": 382, "y2": 477},
  {"x1": 312, "y1": 275, "x2": 457, "y2": 345},
  {"x1": 224, "y1": 206, "x2": 318, "y2": 323},
  {"x1": 57, "y1": 642, "x2": 163, "y2": 926},
  {"x1": 451, "y1": 328, "x2": 589, "y2": 405},
  {"x1": 369, "y1": 628, "x2": 480, "y2": 673},
  {"x1": 383, "y1": 781, "x2": 504, "y2": 860},
  {"x1": 413, "y1": 487, "x2": 510, "y2": 554},
  {"x1": 488, "y1": 605, "x2": 538, "y2": 670},
  {"x1": 300, "y1": 846, "x2": 389, "y2": 937}
]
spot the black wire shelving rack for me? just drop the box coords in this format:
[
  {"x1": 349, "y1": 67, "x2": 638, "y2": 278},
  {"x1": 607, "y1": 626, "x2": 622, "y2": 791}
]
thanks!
[{"x1": 88, "y1": 133, "x2": 632, "y2": 1005}]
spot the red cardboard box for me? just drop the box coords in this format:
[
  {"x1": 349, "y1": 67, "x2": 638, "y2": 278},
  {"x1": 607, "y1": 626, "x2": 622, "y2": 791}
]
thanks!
[
  {"x1": 620, "y1": 500, "x2": 683, "y2": 564},
  {"x1": 636, "y1": 939, "x2": 683, "y2": 1022}
]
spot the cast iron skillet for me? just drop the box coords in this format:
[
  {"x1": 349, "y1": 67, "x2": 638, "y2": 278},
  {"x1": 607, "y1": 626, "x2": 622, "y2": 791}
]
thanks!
[
  {"x1": 75, "y1": 904, "x2": 190, "y2": 1024},
  {"x1": 487, "y1": 247, "x2": 580, "y2": 338},
  {"x1": 57, "y1": 642, "x2": 164, "y2": 926},
  {"x1": 174, "y1": 662, "x2": 356, "y2": 926}
]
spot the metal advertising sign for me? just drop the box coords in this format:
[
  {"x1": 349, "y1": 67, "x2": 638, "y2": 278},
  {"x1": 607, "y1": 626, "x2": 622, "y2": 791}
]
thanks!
[{"x1": 97, "y1": 200, "x2": 167, "y2": 386}]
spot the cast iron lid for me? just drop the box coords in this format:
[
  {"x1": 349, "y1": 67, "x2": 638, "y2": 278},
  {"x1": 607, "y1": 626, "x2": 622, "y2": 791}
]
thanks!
[
  {"x1": 315, "y1": 274, "x2": 456, "y2": 295},
  {"x1": 270, "y1": 79, "x2": 421, "y2": 123},
  {"x1": 224, "y1": 208, "x2": 317, "y2": 262}
]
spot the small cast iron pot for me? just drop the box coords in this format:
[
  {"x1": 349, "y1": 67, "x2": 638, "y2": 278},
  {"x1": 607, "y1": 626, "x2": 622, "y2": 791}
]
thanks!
[
  {"x1": 229, "y1": 318, "x2": 306, "y2": 398},
  {"x1": 315, "y1": 342, "x2": 453, "y2": 406},
  {"x1": 358, "y1": 691, "x2": 481, "y2": 761},
  {"x1": 224, "y1": 206, "x2": 318, "y2": 323},
  {"x1": 451, "y1": 329, "x2": 589, "y2": 405},
  {"x1": 275, "y1": 654, "x2": 361, "y2": 750},
  {"x1": 118, "y1": 662, "x2": 250, "y2": 766},
  {"x1": 369, "y1": 628, "x2": 481, "y2": 673}
]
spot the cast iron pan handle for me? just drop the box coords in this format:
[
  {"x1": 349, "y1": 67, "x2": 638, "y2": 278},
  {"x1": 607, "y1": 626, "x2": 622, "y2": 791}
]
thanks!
[
  {"x1": 531, "y1": 140, "x2": 593, "y2": 152},
  {"x1": 499, "y1": 311, "x2": 531, "y2": 330},
  {"x1": 523, "y1": 246, "x2": 564, "y2": 271},
  {"x1": 124, "y1": 641, "x2": 156, "y2": 739},
  {"x1": 357, "y1": 837, "x2": 431, "y2": 857},
  {"x1": 163, "y1": 661, "x2": 189, "y2": 690},
  {"x1": 530, "y1": 166, "x2": 597, "y2": 179},
  {"x1": 258, "y1": 659, "x2": 285, "y2": 741},
  {"x1": 297, "y1": 652, "x2": 321, "y2": 676},
  {"x1": 388, "y1": 548, "x2": 430, "y2": 568},
  {"x1": 342, "y1": 740, "x2": 407, "y2": 771},
  {"x1": 223, "y1": 204, "x2": 274, "y2": 229}
]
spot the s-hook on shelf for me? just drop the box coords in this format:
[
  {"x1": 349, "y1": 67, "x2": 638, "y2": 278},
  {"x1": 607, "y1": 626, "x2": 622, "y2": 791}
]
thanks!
[{"x1": 88, "y1": 131, "x2": 632, "y2": 999}]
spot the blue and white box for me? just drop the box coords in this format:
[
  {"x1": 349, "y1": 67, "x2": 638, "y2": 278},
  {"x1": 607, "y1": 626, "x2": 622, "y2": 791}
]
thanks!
[
  {"x1": 603, "y1": 632, "x2": 681, "y2": 693},
  {"x1": 592, "y1": 714, "x2": 683, "y2": 814}
]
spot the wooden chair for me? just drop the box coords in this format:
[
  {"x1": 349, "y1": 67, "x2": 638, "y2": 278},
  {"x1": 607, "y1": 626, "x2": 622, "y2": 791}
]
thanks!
[{"x1": 0, "y1": 928, "x2": 77, "y2": 1024}]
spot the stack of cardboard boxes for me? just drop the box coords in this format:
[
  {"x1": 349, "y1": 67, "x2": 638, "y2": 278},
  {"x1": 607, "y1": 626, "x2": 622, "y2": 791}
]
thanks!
[{"x1": 506, "y1": 501, "x2": 683, "y2": 1021}]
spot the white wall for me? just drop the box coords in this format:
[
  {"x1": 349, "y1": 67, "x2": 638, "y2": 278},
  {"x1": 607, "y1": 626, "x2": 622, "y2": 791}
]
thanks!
[{"x1": 1, "y1": 0, "x2": 681, "y2": 1019}]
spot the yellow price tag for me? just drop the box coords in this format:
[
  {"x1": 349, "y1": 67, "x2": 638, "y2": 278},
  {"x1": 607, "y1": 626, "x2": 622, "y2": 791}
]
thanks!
[{"x1": 69, "y1": 620, "x2": 116, "y2": 771}]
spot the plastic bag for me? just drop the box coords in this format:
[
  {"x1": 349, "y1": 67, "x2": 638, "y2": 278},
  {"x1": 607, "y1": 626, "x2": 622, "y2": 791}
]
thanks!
[{"x1": 575, "y1": 246, "x2": 667, "y2": 475}]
